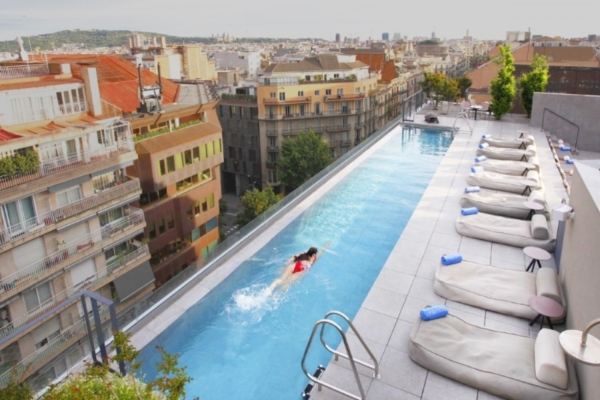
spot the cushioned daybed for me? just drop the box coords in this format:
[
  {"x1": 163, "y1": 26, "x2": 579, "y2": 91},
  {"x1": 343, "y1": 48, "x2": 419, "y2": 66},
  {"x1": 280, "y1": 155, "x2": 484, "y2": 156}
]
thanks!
[
  {"x1": 466, "y1": 170, "x2": 542, "y2": 194},
  {"x1": 474, "y1": 157, "x2": 539, "y2": 175},
  {"x1": 460, "y1": 189, "x2": 549, "y2": 220},
  {"x1": 481, "y1": 136, "x2": 535, "y2": 149},
  {"x1": 456, "y1": 213, "x2": 555, "y2": 251},
  {"x1": 434, "y1": 262, "x2": 565, "y2": 320},
  {"x1": 477, "y1": 145, "x2": 536, "y2": 161},
  {"x1": 410, "y1": 314, "x2": 579, "y2": 400}
]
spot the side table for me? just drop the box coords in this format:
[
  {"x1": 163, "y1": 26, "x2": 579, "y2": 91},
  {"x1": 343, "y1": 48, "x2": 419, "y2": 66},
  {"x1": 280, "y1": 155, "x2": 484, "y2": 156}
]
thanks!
[
  {"x1": 523, "y1": 246, "x2": 552, "y2": 272},
  {"x1": 522, "y1": 201, "x2": 545, "y2": 220},
  {"x1": 529, "y1": 295, "x2": 564, "y2": 330}
]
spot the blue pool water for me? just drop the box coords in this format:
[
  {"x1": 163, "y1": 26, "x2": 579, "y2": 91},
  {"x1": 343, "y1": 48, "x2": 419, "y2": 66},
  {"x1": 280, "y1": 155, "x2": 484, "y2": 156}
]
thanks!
[{"x1": 137, "y1": 126, "x2": 453, "y2": 399}]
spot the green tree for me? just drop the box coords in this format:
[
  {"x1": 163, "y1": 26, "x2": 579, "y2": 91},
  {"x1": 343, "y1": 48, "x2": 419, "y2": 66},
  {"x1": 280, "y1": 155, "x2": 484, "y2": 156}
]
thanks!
[
  {"x1": 420, "y1": 72, "x2": 445, "y2": 107},
  {"x1": 519, "y1": 54, "x2": 550, "y2": 118},
  {"x1": 456, "y1": 76, "x2": 472, "y2": 100},
  {"x1": 278, "y1": 131, "x2": 333, "y2": 191},
  {"x1": 490, "y1": 45, "x2": 517, "y2": 120},
  {"x1": 236, "y1": 187, "x2": 279, "y2": 226}
]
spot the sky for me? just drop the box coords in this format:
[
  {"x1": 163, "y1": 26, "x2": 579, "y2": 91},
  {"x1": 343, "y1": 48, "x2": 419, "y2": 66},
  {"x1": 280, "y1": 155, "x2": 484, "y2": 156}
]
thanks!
[{"x1": 0, "y1": 0, "x2": 598, "y2": 42}]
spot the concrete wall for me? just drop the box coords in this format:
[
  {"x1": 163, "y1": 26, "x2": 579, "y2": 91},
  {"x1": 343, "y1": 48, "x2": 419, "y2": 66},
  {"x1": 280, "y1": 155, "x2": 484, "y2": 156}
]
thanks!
[
  {"x1": 530, "y1": 93, "x2": 600, "y2": 152},
  {"x1": 558, "y1": 162, "x2": 600, "y2": 400}
]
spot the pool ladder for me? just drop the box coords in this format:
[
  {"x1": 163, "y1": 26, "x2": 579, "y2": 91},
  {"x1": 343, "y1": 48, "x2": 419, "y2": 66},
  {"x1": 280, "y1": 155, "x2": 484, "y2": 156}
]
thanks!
[
  {"x1": 301, "y1": 311, "x2": 380, "y2": 400},
  {"x1": 453, "y1": 111, "x2": 474, "y2": 135}
]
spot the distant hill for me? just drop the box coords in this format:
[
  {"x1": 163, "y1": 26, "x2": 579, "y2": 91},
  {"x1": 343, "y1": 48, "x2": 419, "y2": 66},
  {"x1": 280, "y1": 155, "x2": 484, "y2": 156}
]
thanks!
[{"x1": 2, "y1": 30, "x2": 318, "y2": 52}]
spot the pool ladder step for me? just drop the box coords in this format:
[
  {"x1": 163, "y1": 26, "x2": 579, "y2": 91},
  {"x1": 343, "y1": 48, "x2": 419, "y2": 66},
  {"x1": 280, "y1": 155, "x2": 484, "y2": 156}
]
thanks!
[
  {"x1": 301, "y1": 311, "x2": 380, "y2": 400},
  {"x1": 301, "y1": 365, "x2": 325, "y2": 399}
]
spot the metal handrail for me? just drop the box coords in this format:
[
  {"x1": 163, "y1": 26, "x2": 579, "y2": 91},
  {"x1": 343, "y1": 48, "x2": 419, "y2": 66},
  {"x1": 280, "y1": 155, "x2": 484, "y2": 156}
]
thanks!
[
  {"x1": 453, "y1": 111, "x2": 473, "y2": 134},
  {"x1": 301, "y1": 311, "x2": 379, "y2": 400},
  {"x1": 541, "y1": 108, "x2": 580, "y2": 152}
]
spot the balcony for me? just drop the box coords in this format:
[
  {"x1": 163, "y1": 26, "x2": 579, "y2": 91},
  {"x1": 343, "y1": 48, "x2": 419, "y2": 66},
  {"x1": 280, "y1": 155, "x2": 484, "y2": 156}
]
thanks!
[
  {"x1": 326, "y1": 124, "x2": 353, "y2": 132},
  {"x1": 324, "y1": 93, "x2": 365, "y2": 102},
  {"x1": 0, "y1": 245, "x2": 149, "y2": 343},
  {"x1": 266, "y1": 129, "x2": 278, "y2": 136},
  {"x1": 0, "y1": 64, "x2": 50, "y2": 79},
  {"x1": 266, "y1": 161, "x2": 277, "y2": 169},
  {"x1": 0, "y1": 178, "x2": 141, "y2": 249},
  {"x1": 0, "y1": 122, "x2": 134, "y2": 193},
  {"x1": 0, "y1": 209, "x2": 145, "y2": 300},
  {"x1": 340, "y1": 139, "x2": 352, "y2": 147},
  {"x1": 264, "y1": 96, "x2": 311, "y2": 105},
  {"x1": 267, "y1": 145, "x2": 279, "y2": 152}
]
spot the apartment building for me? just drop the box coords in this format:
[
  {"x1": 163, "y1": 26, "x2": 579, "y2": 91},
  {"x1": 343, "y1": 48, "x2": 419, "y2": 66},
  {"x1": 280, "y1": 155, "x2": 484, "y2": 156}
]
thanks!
[
  {"x1": 0, "y1": 61, "x2": 153, "y2": 386},
  {"x1": 256, "y1": 54, "x2": 380, "y2": 191},
  {"x1": 214, "y1": 51, "x2": 262, "y2": 79},
  {"x1": 25, "y1": 55, "x2": 224, "y2": 289}
]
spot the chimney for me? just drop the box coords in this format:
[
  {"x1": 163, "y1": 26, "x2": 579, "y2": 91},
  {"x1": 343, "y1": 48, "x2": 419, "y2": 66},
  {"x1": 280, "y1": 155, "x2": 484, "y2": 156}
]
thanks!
[
  {"x1": 160, "y1": 36, "x2": 166, "y2": 49},
  {"x1": 128, "y1": 37, "x2": 133, "y2": 49},
  {"x1": 152, "y1": 37, "x2": 158, "y2": 47},
  {"x1": 81, "y1": 67, "x2": 103, "y2": 117}
]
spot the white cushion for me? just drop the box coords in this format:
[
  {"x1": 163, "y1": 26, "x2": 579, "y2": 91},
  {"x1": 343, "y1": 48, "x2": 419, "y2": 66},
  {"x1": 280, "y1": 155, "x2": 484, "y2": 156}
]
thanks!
[
  {"x1": 528, "y1": 156, "x2": 540, "y2": 166},
  {"x1": 527, "y1": 170, "x2": 540, "y2": 184},
  {"x1": 528, "y1": 190, "x2": 546, "y2": 206},
  {"x1": 535, "y1": 329, "x2": 568, "y2": 389},
  {"x1": 536, "y1": 267, "x2": 562, "y2": 304},
  {"x1": 531, "y1": 214, "x2": 550, "y2": 240}
]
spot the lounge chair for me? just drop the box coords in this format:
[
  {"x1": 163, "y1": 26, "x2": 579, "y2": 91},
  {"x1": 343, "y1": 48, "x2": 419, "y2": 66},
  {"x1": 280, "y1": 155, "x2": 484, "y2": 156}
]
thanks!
[
  {"x1": 466, "y1": 170, "x2": 542, "y2": 194},
  {"x1": 410, "y1": 314, "x2": 579, "y2": 400},
  {"x1": 474, "y1": 157, "x2": 539, "y2": 175},
  {"x1": 456, "y1": 213, "x2": 555, "y2": 251},
  {"x1": 460, "y1": 189, "x2": 549, "y2": 220},
  {"x1": 481, "y1": 136, "x2": 535, "y2": 149},
  {"x1": 477, "y1": 145, "x2": 536, "y2": 161},
  {"x1": 434, "y1": 261, "x2": 565, "y2": 320}
]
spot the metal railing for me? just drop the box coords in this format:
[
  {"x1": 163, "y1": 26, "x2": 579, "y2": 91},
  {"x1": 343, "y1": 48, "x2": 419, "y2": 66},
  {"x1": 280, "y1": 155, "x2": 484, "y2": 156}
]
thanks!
[
  {"x1": 453, "y1": 111, "x2": 473, "y2": 134},
  {"x1": 0, "y1": 178, "x2": 140, "y2": 248},
  {"x1": 301, "y1": 311, "x2": 379, "y2": 400},
  {"x1": 0, "y1": 245, "x2": 148, "y2": 341},
  {"x1": 541, "y1": 108, "x2": 580, "y2": 153},
  {"x1": 58, "y1": 102, "x2": 87, "y2": 115},
  {"x1": 327, "y1": 124, "x2": 352, "y2": 132},
  {"x1": 0, "y1": 139, "x2": 134, "y2": 191},
  {"x1": 0, "y1": 64, "x2": 49, "y2": 79},
  {"x1": 0, "y1": 209, "x2": 145, "y2": 296}
]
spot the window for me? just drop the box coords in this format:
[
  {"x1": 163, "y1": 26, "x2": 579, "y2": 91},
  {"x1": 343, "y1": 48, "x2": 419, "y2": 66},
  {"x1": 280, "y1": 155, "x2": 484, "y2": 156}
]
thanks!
[
  {"x1": 299, "y1": 104, "x2": 305, "y2": 116},
  {"x1": 35, "y1": 329, "x2": 60, "y2": 350},
  {"x1": 158, "y1": 159, "x2": 166, "y2": 176},
  {"x1": 298, "y1": 91, "x2": 304, "y2": 97},
  {"x1": 202, "y1": 198, "x2": 208, "y2": 212},
  {"x1": 166, "y1": 156, "x2": 175, "y2": 172},
  {"x1": 315, "y1": 102, "x2": 321, "y2": 115},
  {"x1": 270, "y1": 92, "x2": 276, "y2": 99},
  {"x1": 330, "y1": 148, "x2": 335, "y2": 158},
  {"x1": 201, "y1": 144, "x2": 208, "y2": 159},
  {"x1": 325, "y1": 89, "x2": 332, "y2": 96},
  {"x1": 209, "y1": 194, "x2": 215, "y2": 209},
  {"x1": 194, "y1": 201, "x2": 200, "y2": 216},
  {"x1": 215, "y1": 139, "x2": 222, "y2": 154},
  {"x1": 24, "y1": 281, "x2": 53, "y2": 313},
  {"x1": 284, "y1": 105, "x2": 291, "y2": 116},
  {"x1": 337, "y1": 89, "x2": 343, "y2": 96},
  {"x1": 191, "y1": 227, "x2": 200, "y2": 242},
  {"x1": 250, "y1": 108, "x2": 258, "y2": 119},
  {"x1": 305, "y1": 75, "x2": 311, "y2": 81},
  {"x1": 184, "y1": 150, "x2": 192, "y2": 166},
  {"x1": 268, "y1": 153, "x2": 277, "y2": 163},
  {"x1": 315, "y1": 90, "x2": 320, "y2": 96},
  {"x1": 229, "y1": 146, "x2": 236, "y2": 158},
  {"x1": 99, "y1": 207, "x2": 124, "y2": 227},
  {"x1": 230, "y1": 106, "x2": 237, "y2": 117},
  {"x1": 167, "y1": 214, "x2": 174, "y2": 229},
  {"x1": 186, "y1": 205, "x2": 193, "y2": 220},
  {"x1": 279, "y1": 92, "x2": 286, "y2": 101},
  {"x1": 148, "y1": 223, "x2": 156, "y2": 239},
  {"x1": 193, "y1": 147, "x2": 200, "y2": 162},
  {"x1": 238, "y1": 148, "x2": 243, "y2": 159},
  {"x1": 175, "y1": 153, "x2": 184, "y2": 170},
  {"x1": 334, "y1": 73, "x2": 339, "y2": 78},
  {"x1": 158, "y1": 219, "x2": 165, "y2": 234},
  {"x1": 206, "y1": 217, "x2": 218, "y2": 232},
  {"x1": 104, "y1": 240, "x2": 128, "y2": 262},
  {"x1": 240, "y1": 107, "x2": 245, "y2": 118},
  {"x1": 2, "y1": 196, "x2": 37, "y2": 234},
  {"x1": 355, "y1": 87, "x2": 360, "y2": 94},
  {"x1": 268, "y1": 169, "x2": 278, "y2": 183},
  {"x1": 207, "y1": 142, "x2": 214, "y2": 157},
  {"x1": 56, "y1": 186, "x2": 82, "y2": 208},
  {"x1": 341, "y1": 146, "x2": 349, "y2": 155}
]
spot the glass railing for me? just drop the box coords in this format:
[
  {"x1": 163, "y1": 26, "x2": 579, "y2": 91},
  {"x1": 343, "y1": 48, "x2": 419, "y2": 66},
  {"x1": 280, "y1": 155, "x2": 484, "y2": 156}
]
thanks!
[
  {"x1": 0, "y1": 178, "x2": 140, "y2": 249},
  {"x1": 0, "y1": 245, "x2": 148, "y2": 341},
  {"x1": 0, "y1": 64, "x2": 49, "y2": 79},
  {"x1": 0, "y1": 209, "x2": 145, "y2": 297}
]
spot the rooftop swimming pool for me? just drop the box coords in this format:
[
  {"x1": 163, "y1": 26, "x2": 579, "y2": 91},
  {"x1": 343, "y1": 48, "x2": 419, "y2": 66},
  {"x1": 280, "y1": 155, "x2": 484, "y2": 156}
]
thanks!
[{"x1": 138, "y1": 126, "x2": 453, "y2": 399}]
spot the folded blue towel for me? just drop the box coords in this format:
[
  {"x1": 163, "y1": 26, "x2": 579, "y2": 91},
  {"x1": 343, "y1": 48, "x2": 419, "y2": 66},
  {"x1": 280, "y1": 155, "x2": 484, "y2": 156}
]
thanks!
[
  {"x1": 560, "y1": 145, "x2": 571, "y2": 151},
  {"x1": 478, "y1": 143, "x2": 489, "y2": 149},
  {"x1": 461, "y1": 207, "x2": 478, "y2": 216},
  {"x1": 420, "y1": 305, "x2": 449, "y2": 321},
  {"x1": 474, "y1": 156, "x2": 488, "y2": 162},
  {"x1": 471, "y1": 166, "x2": 484, "y2": 173},
  {"x1": 566, "y1": 159, "x2": 575, "y2": 164},
  {"x1": 464, "y1": 186, "x2": 480, "y2": 193},
  {"x1": 441, "y1": 253, "x2": 463, "y2": 265},
  {"x1": 481, "y1": 134, "x2": 492, "y2": 138}
]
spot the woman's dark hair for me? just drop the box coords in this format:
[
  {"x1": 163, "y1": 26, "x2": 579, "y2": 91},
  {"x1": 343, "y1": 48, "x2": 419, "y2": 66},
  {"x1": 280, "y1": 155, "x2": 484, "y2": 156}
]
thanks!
[{"x1": 294, "y1": 247, "x2": 318, "y2": 261}]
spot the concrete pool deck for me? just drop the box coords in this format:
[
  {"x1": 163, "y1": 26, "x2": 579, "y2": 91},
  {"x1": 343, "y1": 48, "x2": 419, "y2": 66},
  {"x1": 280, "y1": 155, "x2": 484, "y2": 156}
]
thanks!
[{"x1": 128, "y1": 112, "x2": 568, "y2": 400}]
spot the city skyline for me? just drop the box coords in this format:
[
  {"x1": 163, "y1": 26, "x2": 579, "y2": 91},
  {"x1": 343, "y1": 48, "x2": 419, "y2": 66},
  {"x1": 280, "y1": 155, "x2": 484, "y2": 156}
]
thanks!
[{"x1": 1, "y1": 0, "x2": 598, "y2": 43}]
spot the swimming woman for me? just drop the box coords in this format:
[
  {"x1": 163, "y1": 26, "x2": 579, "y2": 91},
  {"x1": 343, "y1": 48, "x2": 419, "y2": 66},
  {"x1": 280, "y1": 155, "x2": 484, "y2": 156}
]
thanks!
[{"x1": 268, "y1": 243, "x2": 330, "y2": 292}]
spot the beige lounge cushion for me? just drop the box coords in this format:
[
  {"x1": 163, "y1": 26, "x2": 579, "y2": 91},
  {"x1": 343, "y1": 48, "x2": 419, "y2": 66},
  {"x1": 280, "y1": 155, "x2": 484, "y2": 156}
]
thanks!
[
  {"x1": 528, "y1": 156, "x2": 540, "y2": 166},
  {"x1": 461, "y1": 190, "x2": 538, "y2": 220},
  {"x1": 410, "y1": 314, "x2": 579, "y2": 400},
  {"x1": 474, "y1": 159, "x2": 538, "y2": 175},
  {"x1": 527, "y1": 170, "x2": 540, "y2": 184},
  {"x1": 526, "y1": 144, "x2": 537, "y2": 155},
  {"x1": 467, "y1": 171, "x2": 541, "y2": 194},
  {"x1": 476, "y1": 146, "x2": 536, "y2": 161},
  {"x1": 535, "y1": 329, "x2": 568, "y2": 389},
  {"x1": 536, "y1": 267, "x2": 562, "y2": 304},
  {"x1": 531, "y1": 214, "x2": 550, "y2": 240}
]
